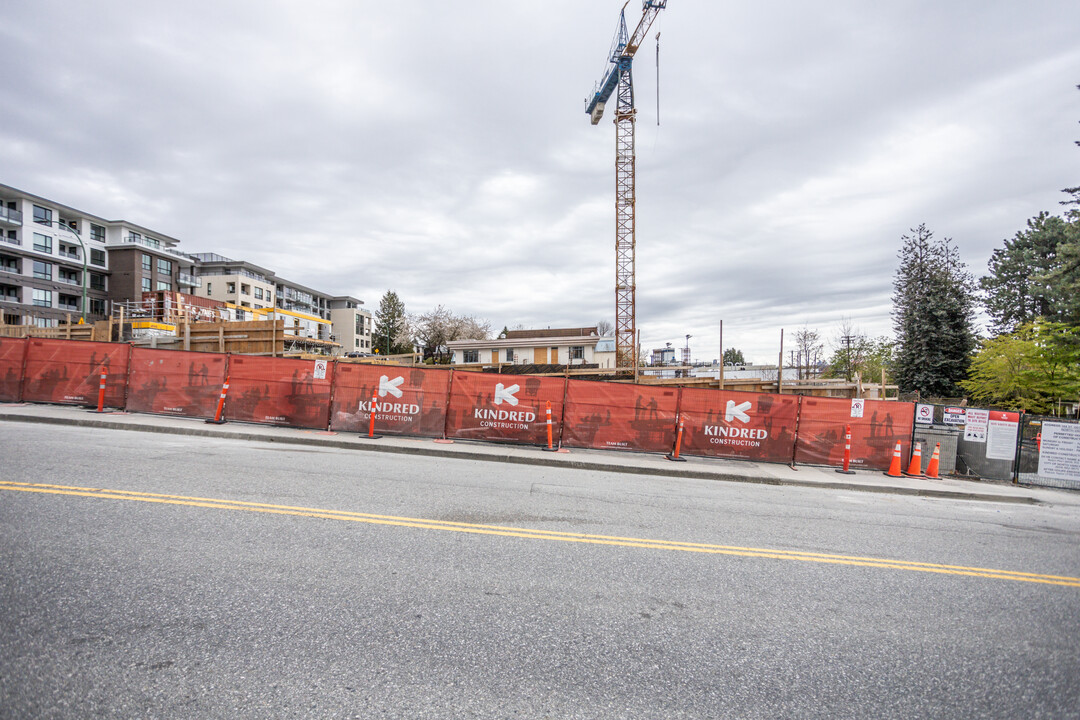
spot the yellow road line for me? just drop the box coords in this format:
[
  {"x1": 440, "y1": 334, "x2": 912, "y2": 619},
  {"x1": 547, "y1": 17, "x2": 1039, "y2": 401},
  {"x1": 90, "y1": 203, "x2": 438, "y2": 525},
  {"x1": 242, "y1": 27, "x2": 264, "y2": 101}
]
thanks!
[{"x1": 2, "y1": 480, "x2": 1078, "y2": 588}]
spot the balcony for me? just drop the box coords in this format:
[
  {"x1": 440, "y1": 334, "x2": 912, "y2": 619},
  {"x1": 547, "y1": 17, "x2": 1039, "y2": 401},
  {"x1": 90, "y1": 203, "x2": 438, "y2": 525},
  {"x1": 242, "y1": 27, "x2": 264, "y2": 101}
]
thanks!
[
  {"x1": 0, "y1": 207, "x2": 22, "y2": 225},
  {"x1": 177, "y1": 272, "x2": 201, "y2": 288},
  {"x1": 59, "y1": 250, "x2": 80, "y2": 260},
  {"x1": 0, "y1": 234, "x2": 20, "y2": 246}
]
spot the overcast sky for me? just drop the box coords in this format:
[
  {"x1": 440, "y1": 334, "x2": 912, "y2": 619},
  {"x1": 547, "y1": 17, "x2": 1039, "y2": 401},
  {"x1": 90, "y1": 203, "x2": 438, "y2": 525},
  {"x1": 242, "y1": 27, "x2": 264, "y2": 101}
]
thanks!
[{"x1": 2, "y1": 0, "x2": 1077, "y2": 363}]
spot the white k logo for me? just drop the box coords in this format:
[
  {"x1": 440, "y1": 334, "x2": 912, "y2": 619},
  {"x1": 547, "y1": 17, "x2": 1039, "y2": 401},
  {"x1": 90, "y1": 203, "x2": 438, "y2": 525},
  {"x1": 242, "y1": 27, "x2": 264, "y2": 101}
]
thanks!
[
  {"x1": 725, "y1": 400, "x2": 752, "y2": 424},
  {"x1": 493, "y1": 383, "x2": 520, "y2": 406},
  {"x1": 379, "y1": 375, "x2": 404, "y2": 399}
]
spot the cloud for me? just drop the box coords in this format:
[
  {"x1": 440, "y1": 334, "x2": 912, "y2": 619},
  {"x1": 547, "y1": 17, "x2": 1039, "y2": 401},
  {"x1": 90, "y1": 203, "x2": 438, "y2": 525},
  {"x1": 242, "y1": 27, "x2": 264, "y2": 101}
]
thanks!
[{"x1": 1, "y1": 0, "x2": 1076, "y2": 363}]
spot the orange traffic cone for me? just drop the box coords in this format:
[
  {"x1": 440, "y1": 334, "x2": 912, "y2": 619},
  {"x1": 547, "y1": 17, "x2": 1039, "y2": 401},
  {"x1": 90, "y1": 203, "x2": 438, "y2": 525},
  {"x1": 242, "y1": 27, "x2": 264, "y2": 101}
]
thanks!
[
  {"x1": 925, "y1": 443, "x2": 941, "y2": 479},
  {"x1": 884, "y1": 442, "x2": 904, "y2": 477},
  {"x1": 903, "y1": 442, "x2": 925, "y2": 477}
]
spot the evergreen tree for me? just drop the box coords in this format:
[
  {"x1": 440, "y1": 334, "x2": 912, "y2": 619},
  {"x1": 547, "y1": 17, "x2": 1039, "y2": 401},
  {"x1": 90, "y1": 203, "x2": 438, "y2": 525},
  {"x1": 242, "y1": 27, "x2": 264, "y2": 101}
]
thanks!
[
  {"x1": 979, "y1": 212, "x2": 1070, "y2": 334},
  {"x1": 372, "y1": 290, "x2": 413, "y2": 355},
  {"x1": 722, "y1": 348, "x2": 745, "y2": 365},
  {"x1": 1037, "y1": 188, "x2": 1080, "y2": 327},
  {"x1": 892, "y1": 225, "x2": 978, "y2": 398}
]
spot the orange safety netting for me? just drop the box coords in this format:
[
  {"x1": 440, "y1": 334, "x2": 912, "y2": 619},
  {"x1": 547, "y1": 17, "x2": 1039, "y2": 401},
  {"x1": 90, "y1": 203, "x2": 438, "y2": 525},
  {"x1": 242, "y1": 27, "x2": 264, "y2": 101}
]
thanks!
[
  {"x1": 445, "y1": 370, "x2": 565, "y2": 445},
  {"x1": 0, "y1": 337, "x2": 27, "y2": 402},
  {"x1": 126, "y1": 347, "x2": 228, "y2": 419},
  {"x1": 795, "y1": 397, "x2": 916, "y2": 470},
  {"x1": 224, "y1": 355, "x2": 334, "y2": 429},
  {"x1": 330, "y1": 364, "x2": 451, "y2": 437},
  {"x1": 562, "y1": 380, "x2": 678, "y2": 453},
  {"x1": 677, "y1": 387, "x2": 800, "y2": 463},
  {"x1": 21, "y1": 339, "x2": 131, "y2": 408}
]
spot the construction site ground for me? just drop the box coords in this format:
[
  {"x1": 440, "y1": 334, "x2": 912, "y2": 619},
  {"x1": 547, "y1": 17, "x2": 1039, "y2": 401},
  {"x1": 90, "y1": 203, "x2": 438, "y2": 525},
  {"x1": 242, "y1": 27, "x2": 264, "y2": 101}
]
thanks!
[{"x1": 2, "y1": 403, "x2": 1075, "y2": 508}]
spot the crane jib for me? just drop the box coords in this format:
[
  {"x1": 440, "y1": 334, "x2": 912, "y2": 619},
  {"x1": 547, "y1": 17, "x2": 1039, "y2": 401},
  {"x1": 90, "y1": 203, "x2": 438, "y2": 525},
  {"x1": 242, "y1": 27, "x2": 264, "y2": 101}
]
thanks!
[{"x1": 585, "y1": 1, "x2": 667, "y2": 122}]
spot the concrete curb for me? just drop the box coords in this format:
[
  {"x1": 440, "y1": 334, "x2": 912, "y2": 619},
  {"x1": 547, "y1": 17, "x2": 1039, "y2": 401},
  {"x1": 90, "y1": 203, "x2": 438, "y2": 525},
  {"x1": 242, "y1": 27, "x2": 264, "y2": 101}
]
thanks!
[{"x1": 0, "y1": 409, "x2": 1041, "y2": 505}]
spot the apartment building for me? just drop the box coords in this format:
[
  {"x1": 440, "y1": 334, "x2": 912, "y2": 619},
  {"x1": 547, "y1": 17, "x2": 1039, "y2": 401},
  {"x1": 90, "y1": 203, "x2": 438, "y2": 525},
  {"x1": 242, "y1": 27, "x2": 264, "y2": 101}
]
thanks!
[
  {"x1": 328, "y1": 296, "x2": 374, "y2": 353},
  {"x1": 1, "y1": 184, "x2": 111, "y2": 326},
  {"x1": 1, "y1": 183, "x2": 373, "y2": 353},
  {"x1": 188, "y1": 253, "x2": 277, "y2": 318}
]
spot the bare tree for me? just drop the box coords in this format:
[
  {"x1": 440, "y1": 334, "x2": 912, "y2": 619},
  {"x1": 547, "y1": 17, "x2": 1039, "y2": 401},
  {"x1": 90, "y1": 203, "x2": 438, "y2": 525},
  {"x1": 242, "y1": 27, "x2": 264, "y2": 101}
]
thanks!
[
  {"x1": 596, "y1": 319, "x2": 614, "y2": 336},
  {"x1": 794, "y1": 325, "x2": 824, "y2": 379},
  {"x1": 413, "y1": 306, "x2": 491, "y2": 362}
]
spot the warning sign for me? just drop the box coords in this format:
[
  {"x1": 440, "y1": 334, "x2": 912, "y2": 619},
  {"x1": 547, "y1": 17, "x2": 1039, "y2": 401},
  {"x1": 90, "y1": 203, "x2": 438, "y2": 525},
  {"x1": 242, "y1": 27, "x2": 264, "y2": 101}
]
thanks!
[
  {"x1": 850, "y1": 399, "x2": 865, "y2": 419},
  {"x1": 943, "y1": 407, "x2": 967, "y2": 425},
  {"x1": 964, "y1": 408, "x2": 989, "y2": 443},
  {"x1": 915, "y1": 403, "x2": 934, "y2": 424},
  {"x1": 313, "y1": 359, "x2": 328, "y2": 380},
  {"x1": 1037, "y1": 422, "x2": 1080, "y2": 481}
]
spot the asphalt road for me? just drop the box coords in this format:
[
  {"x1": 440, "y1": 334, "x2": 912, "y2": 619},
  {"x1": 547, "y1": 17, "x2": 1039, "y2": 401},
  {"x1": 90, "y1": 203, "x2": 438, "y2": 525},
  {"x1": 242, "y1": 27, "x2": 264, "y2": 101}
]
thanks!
[{"x1": 2, "y1": 423, "x2": 1079, "y2": 719}]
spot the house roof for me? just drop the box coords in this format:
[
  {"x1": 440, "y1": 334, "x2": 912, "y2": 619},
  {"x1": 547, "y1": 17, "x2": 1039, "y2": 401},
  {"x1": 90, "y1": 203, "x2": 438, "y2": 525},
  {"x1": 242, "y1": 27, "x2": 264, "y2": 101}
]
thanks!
[{"x1": 503, "y1": 327, "x2": 598, "y2": 339}]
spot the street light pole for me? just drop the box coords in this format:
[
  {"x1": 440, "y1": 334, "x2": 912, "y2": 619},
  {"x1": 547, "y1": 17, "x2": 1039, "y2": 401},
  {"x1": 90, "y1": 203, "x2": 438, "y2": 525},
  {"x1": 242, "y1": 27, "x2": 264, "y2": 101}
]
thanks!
[{"x1": 57, "y1": 224, "x2": 89, "y2": 323}]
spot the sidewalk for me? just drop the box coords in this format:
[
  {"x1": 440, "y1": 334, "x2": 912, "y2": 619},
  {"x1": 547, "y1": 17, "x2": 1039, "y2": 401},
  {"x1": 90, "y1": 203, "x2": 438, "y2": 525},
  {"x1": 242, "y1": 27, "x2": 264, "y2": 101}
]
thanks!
[{"x1": 2, "y1": 402, "x2": 1072, "y2": 506}]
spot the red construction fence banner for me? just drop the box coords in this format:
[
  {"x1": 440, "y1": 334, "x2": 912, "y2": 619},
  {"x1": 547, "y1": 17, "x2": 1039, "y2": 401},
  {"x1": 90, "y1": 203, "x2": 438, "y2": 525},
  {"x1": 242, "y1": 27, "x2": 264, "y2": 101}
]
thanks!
[
  {"x1": 795, "y1": 397, "x2": 916, "y2": 470},
  {"x1": 562, "y1": 380, "x2": 678, "y2": 453},
  {"x1": 445, "y1": 370, "x2": 566, "y2": 445},
  {"x1": 1, "y1": 336, "x2": 927, "y2": 472},
  {"x1": 0, "y1": 337, "x2": 27, "y2": 402},
  {"x1": 21, "y1": 338, "x2": 131, "y2": 408},
  {"x1": 330, "y1": 364, "x2": 451, "y2": 437},
  {"x1": 677, "y1": 388, "x2": 801, "y2": 463},
  {"x1": 126, "y1": 348, "x2": 228, "y2": 419},
  {"x1": 225, "y1": 355, "x2": 334, "y2": 429}
]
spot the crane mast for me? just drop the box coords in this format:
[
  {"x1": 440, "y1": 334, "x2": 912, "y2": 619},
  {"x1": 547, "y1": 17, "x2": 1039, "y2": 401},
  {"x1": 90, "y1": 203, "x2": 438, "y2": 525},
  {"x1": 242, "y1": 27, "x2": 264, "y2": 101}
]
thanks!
[{"x1": 586, "y1": 0, "x2": 668, "y2": 373}]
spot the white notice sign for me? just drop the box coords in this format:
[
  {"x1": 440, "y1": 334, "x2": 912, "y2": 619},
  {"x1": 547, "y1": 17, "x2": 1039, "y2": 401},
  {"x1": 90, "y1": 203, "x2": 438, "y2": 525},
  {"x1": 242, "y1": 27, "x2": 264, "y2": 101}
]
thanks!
[
  {"x1": 1038, "y1": 422, "x2": 1080, "y2": 481},
  {"x1": 850, "y1": 399, "x2": 865, "y2": 418},
  {"x1": 986, "y1": 412, "x2": 1020, "y2": 461},
  {"x1": 313, "y1": 359, "x2": 328, "y2": 380},
  {"x1": 964, "y1": 408, "x2": 989, "y2": 443},
  {"x1": 915, "y1": 404, "x2": 934, "y2": 424}
]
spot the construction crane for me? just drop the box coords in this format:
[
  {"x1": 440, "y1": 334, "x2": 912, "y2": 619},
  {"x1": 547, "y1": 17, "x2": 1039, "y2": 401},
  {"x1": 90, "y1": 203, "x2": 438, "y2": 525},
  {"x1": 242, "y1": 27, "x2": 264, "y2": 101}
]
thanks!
[{"x1": 586, "y1": 0, "x2": 668, "y2": 373}]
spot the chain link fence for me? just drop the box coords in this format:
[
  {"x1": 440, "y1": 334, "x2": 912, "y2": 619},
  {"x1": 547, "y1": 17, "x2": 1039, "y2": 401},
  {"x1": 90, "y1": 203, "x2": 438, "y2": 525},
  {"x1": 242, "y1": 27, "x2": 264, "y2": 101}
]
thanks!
[{"x1": 1017, "y1": 415, "x2": 1080, "y2": 490}]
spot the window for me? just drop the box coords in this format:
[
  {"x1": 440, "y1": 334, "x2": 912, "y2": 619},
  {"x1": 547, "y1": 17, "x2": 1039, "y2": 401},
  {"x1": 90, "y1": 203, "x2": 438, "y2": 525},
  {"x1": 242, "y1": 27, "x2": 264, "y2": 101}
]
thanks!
[
  {"x1": 90, "y1": 273, "x2": 106, "y2": 291},
  {"x1": 254, "y1": 287, "x2": 263, "y2": 300},
  {"x1": 33, "y1": 289, "x2": 52, "y2": 307},
  {"x1": 206, "y1": 282, "x2": 211, "y2": 294},
  {"x1": 4, "y1": 230, "x2": 17, "y2": 245},
  {"x1": 33, "y1": 205, "x2": 52, "y2": 226},
  {"x1": 33, "y1": 261, "x2": 52, "y2": 280},
  {"x1": 141, "y1": 277, "x2": 151, "y2": 292},
  {"x1": 58, "y1": 294, "x2": 80, "y2": 311},
  {"x1": 128, "y1": 232, "x2": 141, "y2": 242},
  {"x1": 90, "y1": 224, "x2": 105, "y2": 242},
  {"x1": 89, "y1": 298, "x2": 106, "y2": 315},
  {"x1": 33, "y1": 233, "x2": 52, "y2": 253},
  {"x1": 0, "y1": 256, "x2": 17, "y2": 273},
  {"x1": 240, "y1": 283, "x2": 250, "y2": 295},
  {"x1": 156, "y1": 281, "x2": 172, "y2": 292},
  {"x1": 59, "y1": 268, "x2": 79, "y2": 285},
  {"x1": 506, "y1": 348, "x2": 514, "y2": 362},
  {"x1": 570, "y1": 346, "x2": 585, "y2": 361},
  {"x1": 90, "y1": 249, "x2": 106, "y2": 267},
  {"x1": 142, "y1": 254, "x2": 152, "y2": 272},
  {"x1": 157, "y1": 258, "x2": 172, "y2": 275},
  {"x1": 227, "y1": 282, "x2": 236, "y2": 294},
  {"x1": 463, "y1": 350, "x2": 479, "y2": 363}
]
